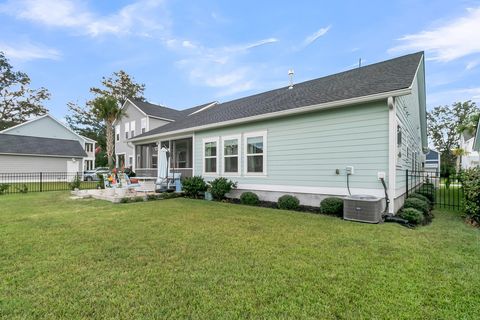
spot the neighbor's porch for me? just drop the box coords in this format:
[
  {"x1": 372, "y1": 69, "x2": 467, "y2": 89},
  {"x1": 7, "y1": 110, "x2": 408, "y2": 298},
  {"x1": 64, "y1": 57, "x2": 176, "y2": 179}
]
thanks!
[{"x1": 134, "y1": 137, "x2": 193, "y2": 179}]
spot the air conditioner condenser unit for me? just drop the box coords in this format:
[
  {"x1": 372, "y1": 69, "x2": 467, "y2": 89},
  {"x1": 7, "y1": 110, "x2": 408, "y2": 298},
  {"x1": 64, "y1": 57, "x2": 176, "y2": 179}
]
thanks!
[{"x1": 343, "y1": 194, "x2": 384, "y2": 223}]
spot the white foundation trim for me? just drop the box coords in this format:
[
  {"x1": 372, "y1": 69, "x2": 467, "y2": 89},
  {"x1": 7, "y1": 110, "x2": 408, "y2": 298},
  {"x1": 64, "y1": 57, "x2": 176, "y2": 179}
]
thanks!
[{"x1": 235, "y1": 183, "x2": 386, "y2": 197}]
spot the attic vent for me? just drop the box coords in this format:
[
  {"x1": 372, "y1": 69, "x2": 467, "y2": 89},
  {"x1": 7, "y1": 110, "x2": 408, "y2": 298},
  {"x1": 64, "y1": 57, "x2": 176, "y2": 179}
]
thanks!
[{"x1": 288, "y1": 69, "x2": 294, "y2": 89}]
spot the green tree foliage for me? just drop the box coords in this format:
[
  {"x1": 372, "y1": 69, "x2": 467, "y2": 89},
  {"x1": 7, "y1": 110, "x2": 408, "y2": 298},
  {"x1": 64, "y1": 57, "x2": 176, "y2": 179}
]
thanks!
[
  {"x1": 65, "y1": 70, "x2": 145, "y2": 167},
  {"x1": 427, "y1": 101, "x2": 479, "y2": 173},
  {"x1": 0, "y1": 51, "x2": 50, "y2": 130}
]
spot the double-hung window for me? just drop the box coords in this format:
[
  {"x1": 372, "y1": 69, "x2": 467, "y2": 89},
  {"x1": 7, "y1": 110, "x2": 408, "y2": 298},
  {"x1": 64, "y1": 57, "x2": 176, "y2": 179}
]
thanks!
[
  {"x1": 125, "y1": 122, "x2": 130, "y2": 139},
  {"x1": 203, "y1": 137, "x2": 219, "y2": 174},
  {"x1": 244, "y1": 131, "x2": 267, "y2": 175},
  {"x1": 222, "y1": 135, "x2": 240, "y2": 175},
  {"x1": 115, "y1": 125, "x2": 120, "y2": 141},
  {"x1": 141, "y1": 118, "x2": 147, "y2": 134},
  {"x1": 130, "y1": 121, "x2": 135, "y2": 138}
]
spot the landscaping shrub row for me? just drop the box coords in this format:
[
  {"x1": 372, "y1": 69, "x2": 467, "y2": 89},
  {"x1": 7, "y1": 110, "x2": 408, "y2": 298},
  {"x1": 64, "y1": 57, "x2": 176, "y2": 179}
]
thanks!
[
  {"x1": 399, "y1": 191, "x2": 434, "y2": 226},
  {"x1": 460, "y1": 168, "x2": 480, "y2": 226}
]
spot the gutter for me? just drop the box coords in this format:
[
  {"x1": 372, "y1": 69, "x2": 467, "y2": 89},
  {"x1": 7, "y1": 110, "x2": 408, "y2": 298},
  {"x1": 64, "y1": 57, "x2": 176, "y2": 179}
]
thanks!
[{"x1": 129, "y1": 87, "x2": 412, "y2": 142}]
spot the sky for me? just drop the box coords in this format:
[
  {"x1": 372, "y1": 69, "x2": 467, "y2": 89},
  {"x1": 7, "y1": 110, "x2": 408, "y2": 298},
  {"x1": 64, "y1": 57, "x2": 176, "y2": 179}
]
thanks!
[{"x1": 1, "y1": 0, "x2": 480, "y2": 119}]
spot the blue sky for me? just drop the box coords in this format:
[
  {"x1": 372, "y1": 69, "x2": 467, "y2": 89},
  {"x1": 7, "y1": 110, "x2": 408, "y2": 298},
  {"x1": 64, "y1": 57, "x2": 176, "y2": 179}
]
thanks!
[{"x1": 1, "y1": 0, "x2": 480, "y2": 119}]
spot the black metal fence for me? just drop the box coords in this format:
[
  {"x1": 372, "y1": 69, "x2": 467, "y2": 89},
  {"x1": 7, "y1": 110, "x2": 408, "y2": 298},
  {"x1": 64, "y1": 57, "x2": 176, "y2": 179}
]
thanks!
[
  {"x1": 0, "y1": 172, "x2": 98, "y2": 195},
  {"x1": 406, "y1": 169, "x2": 463, "y2": 211}
]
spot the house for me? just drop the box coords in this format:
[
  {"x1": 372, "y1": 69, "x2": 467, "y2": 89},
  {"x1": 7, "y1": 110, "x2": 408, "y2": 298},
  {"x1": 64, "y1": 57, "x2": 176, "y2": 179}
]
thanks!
[
  {"x1": 114, "y1": 99, "x2": 216, "y2": 173},
  {"x1": 0, "y1": 114, "x2": 96, "y2": 172},
  {"x1": 424, "y1": 150, "x2": 441, "y2": 175},
  {"x1": 475, "y1": 119, "x2": 480, "y2": 152},
  {"x1": 128, "y1": 52, "x2": 427, "y2": 214},
  {"x1": 0, "y1": 134, "x2": 87, "y2": 173},
  {"x1": 459, "y1": 121, "x2": 480, "y2": 169}
]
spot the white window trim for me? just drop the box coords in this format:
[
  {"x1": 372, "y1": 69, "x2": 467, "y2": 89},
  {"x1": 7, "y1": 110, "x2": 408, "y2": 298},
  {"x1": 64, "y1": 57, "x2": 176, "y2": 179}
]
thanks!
[
  {"x1": 202, "y1": 137, "x2": 219, "y2": 176},
  {"x1": 243, "y1": 130, "x2": 267, "y2": 176},
  {"x1": 221, "y1": 134, "x2": 241, "y2": 176}
]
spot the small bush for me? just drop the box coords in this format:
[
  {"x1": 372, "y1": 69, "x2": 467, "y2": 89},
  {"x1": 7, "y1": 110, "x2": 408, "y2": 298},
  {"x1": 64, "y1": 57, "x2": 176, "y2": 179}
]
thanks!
[
  {"x1": 119, "y1": 197, "x2": 130, "y2": 203},
  {"x1": 277, "y1": 195, "x2": 300, "y2": 210},
  {"x1": 240, "y1": 192, "x2": 259, "y2": 206},
  {"x1": 403, "y1": 198, "x2": 429, "y2": 216},
  {"x1": 69, "y1": 175, "x2": 81, "y2": 190},
  {"x1": 461, "y1": 168, "x2": 480, "y2": 225},
  {"x1": 0, "y1": 184, "x2": 9, "y2": 195},
  {"x1": 15, "y1": 184, "x2": 28, "y2": 193},
  {"x1": 400, "y1": 208, "x2": 424, "y2": 225},
  {"x1": 320, "y1": 197, "x2": 344, "y2": 217},
  {"x1": 409, "y1": 193, "x2": 432, "y2": 209},
  {"x1": 97, "y1": 174, "x2": 105, "y2": 189},
  {"x1": 209, "y1": 177, "x2": 237, "y2": 200},
  {"x1": 182, "y1": 176, "x2": 208, "y2": 198}
]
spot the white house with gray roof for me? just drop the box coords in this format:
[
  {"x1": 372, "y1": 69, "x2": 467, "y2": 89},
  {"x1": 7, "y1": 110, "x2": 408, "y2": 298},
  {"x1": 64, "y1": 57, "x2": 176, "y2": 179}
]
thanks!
[
  {"x1": 114, "y1": 99, "x2": 216, "y2": 170},
  {"x1": 127, "y1": 52, "x2": 427, "y2": 214},
  {"x1": 0, "y1": 114, "x2": 96, "y2": 173}
]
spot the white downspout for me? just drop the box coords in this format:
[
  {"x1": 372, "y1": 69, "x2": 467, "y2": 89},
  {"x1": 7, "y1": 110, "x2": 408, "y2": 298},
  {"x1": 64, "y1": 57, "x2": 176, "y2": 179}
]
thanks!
[{"x1": 388, "y1": 96, "x2": 397, "y2": 214}]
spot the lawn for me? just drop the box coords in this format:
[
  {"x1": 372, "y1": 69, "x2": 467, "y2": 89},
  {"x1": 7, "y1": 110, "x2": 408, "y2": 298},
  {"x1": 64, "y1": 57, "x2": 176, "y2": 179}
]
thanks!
[{"x1": 0, "y1": 192, "x2": 479, "y2": 319}]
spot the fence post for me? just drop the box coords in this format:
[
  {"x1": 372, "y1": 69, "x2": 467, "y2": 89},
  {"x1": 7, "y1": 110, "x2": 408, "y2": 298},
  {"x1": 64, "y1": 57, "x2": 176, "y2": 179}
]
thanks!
[
  {"x1": 406, "y1": 169, "x2": 409, "y2": 198},
  {"x1": 40, "y1": 172, "x2": 43, "y2": 192}
]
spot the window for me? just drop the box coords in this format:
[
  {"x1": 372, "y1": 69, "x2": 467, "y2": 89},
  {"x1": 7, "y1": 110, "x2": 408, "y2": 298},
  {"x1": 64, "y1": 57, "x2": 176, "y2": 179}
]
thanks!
[
  {"x1": 129, "y1": 156, "x2": 133, "y2": 167},
  {"x1": 222, "y1": 135, "x2": 240, "y2": 174},
  {"x1": 244, "y1": 131, "x2": 267, "y2": 175},
  {"x1": 115, "y1": 125, "x2": 120, "y2": 141},
  {"x1": 85, "y1": 143, "x2": 93, "y2": 152},
  {"x1": 130, "y1": 121, "x2": 135, "y2": 138},
  {"x1": 125, "y1": 122, "x2": 130, "y2": 139},
  {"x1": 203, "y1": 138, "x2": 219, "y2": 174},
  {"x1": 397, "y1": 125, "x2": 402, "y2": 146},
  {"x1": 141, "y1": 118, "x2": 147, "y2": 134}
]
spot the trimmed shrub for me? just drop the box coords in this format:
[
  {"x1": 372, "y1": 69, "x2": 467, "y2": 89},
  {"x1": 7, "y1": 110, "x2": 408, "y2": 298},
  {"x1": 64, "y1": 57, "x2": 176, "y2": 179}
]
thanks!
[
  {"x1": 400, "y1": 208, "x2": 424, "y2": 225},
  {"x1": 320, "y1": 197, "x2": 344, "y2": 217},
  {"x1": 209, "y1": 177, "x2": 237, "y2": 200},
  {"x1": 240, "y1": 192, "x2": 259, "y2": 206},
  {"x1": 182, "y1": 176, "x2": 208, "y2": 198},
  {"x1": 277, "y1": 195, "x2": 300, "y2": 210},
  {"x1": 403, "y1": 198, "x2": 429, "y2": 216},
  {"x1": 461, "y1": 168, "x2": 480, "y2": 225},
  {"x1": 409, "y1": 193, "x2": 432, "y2": 209},
  {"x1": 0, "y1": 184, "x2": 9, "y2": 195}
]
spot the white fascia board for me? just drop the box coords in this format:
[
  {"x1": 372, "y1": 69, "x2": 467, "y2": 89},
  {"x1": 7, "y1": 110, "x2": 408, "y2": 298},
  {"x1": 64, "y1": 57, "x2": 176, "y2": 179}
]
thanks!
[{"x1": 129, "y1": 87, "x2": 412, "y2": 143}]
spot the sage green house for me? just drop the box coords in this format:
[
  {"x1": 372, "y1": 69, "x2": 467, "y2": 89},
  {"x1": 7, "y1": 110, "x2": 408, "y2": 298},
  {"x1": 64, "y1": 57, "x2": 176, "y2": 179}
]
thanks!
[{"x1": 130, "y1": 52, "x2": 427, "y2": 214}]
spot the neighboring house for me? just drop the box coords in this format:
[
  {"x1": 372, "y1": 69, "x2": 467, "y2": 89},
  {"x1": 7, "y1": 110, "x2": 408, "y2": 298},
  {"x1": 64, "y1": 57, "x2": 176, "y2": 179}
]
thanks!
[
  {"x1": 0, "y1": 114, "x2": 96, "y2": 171},
  {"x1": 0, "y1": 133, "x2": 87, "y2": 173},
  {"x1": 459, "y1": 129, "x2": 479, "y2": 169},
  {"x1": 475, "y1": 119, "x2": 480, "y2": 152},
  {"x1": 114, "y1": 99, "x2": 216, "y2": 172},
  {"x1": 424, "y1": 150, "x2": 440, "y2": 175},
  {"x1": 128, "y1": 52, "x2": 427, "y2": 214}
]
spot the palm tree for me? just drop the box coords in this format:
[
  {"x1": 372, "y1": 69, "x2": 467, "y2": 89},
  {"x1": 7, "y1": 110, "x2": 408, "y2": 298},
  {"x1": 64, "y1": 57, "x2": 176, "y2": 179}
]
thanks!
[
  {"x1": 451, "y1": 148, "x2": 469, "y2": 173},
  {"x1": 92, "y1": 96, "x2": 125, "y2": 168}
]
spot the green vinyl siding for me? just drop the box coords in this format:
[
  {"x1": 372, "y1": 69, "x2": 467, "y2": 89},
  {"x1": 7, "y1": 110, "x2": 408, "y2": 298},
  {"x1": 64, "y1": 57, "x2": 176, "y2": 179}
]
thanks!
[
  {"x1": 194, "y1": 101, "x2": 389, "y2": 191},
  {"x1": 395, "y1": 58, "x2": 425, "y2": 192}
]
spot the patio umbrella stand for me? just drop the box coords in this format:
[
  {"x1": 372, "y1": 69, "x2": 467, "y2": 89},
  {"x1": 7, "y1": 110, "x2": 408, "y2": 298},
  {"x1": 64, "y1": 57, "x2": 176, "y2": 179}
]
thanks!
[{"x1": 155, "y1": 146, "x2": 175, "y2": 193}]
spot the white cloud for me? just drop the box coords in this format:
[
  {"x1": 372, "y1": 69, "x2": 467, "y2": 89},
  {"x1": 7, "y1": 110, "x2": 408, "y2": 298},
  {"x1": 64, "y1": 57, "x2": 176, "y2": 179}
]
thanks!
[
  {"x1": 171, "y1": 37, "x2": 279, "y2": 97},
  {"x1": 428, "y1": 87, "x2": 480, "y2": 107},
  {"x1": 303, "y1": 26, "x2": 331, "y2": 47},
  {"x1": 0, "y1": 0, "x2": 167, "y2": 37},
  {"x1": 389, "y1": 7, "x2": 480, "y2": 62},
  {"x1": 0, "y1": 42, "x2": 61, "y2": 61}
]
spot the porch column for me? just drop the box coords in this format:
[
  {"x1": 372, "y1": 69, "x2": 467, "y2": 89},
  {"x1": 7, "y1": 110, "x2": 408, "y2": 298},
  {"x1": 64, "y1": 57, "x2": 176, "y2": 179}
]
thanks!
[{"x1": 388, "y1": 96, "x2": 396, "y2": 214}]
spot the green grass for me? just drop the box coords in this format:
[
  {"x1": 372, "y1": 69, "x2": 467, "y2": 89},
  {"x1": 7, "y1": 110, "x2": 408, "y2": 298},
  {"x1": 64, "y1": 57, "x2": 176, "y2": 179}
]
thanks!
[
  {"x1": 1, "y1": 192, "x2": 479, "y2": 319},
  {"x1": 0, "y1": 181, "x2": 97, "y2": 194}
]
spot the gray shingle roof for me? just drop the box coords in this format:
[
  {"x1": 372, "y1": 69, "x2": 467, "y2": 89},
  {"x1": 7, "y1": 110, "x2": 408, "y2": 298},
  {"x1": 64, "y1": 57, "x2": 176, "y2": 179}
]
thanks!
[
  {"x1": 0, "y1": 134, "x2": 87, "y2": 157},
  {"x1": 134, "y1": 52, "x2": 423, "y2": 140},
  {"x1": 130, "y1": 100, "x2": 185, "y2": 120}
]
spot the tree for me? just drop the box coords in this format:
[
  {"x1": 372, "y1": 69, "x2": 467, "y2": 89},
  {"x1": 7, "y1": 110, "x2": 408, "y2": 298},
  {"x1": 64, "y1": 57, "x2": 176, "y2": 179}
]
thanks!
[
  {"x1": 91, "y1": 96, "x2": 126, "y2": 168},
  {"x1": 0, "y1": 51, "x2": 50, "y2": 130},
  {"x1": 427, "y1": 101, "x2": 479, "y2": 174},
  {"x1": 65, "y1": 70, "x2": 145, "y2": 167}
]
